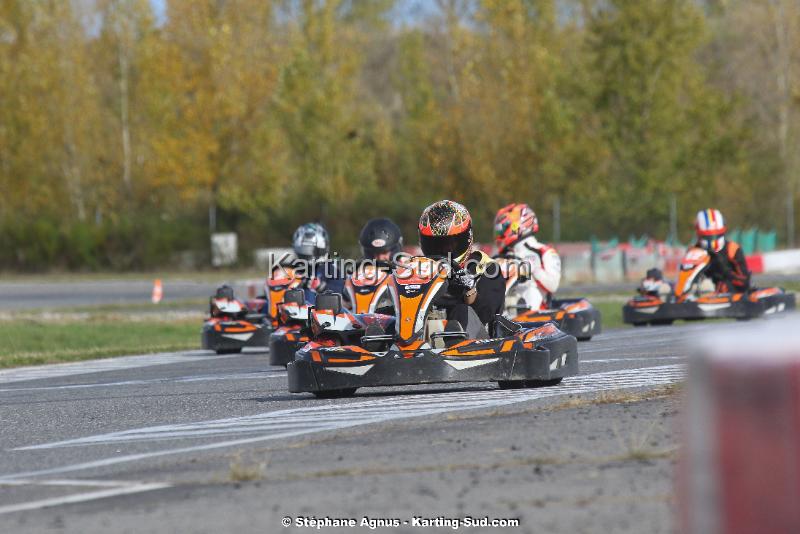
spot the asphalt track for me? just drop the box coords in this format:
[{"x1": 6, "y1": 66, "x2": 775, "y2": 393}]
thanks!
[{"x1": 0, "y1": 320, "x2": 728, "y2": 534}]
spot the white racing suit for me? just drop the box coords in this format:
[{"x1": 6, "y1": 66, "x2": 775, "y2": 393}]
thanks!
[{"x1": 505, "y1": 236, "x2": 562, "y2": 312}]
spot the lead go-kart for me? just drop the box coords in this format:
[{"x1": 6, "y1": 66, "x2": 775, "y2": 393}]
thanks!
[
  {"x1": 287, "y1": 256, "x2": 579, "y2": 398},
  {"x1": 494, "y1": 257, "x2": 602, "y2": 341},
  {"x1": 623, "y1": 246, "x2": 796, "y2": 326}
]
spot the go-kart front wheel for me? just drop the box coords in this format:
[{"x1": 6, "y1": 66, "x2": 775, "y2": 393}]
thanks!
[
  {"x1": 498, "y1": 378, "x2": 562, "y2": 390},
  {"x1": 312, "y1": 388, "x2": 358, "y2": 399}
]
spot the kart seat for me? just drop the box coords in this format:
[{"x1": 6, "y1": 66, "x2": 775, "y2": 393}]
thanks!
[
  {"x1": 283, "y1": 289, "x2": 305, "y2": 306},
  {"x1": 315, "y1": 292, "x2": 343, "y2": 315}
]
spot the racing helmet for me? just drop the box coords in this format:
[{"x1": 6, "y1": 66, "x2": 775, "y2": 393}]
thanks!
[
  {"x1": 418, "y1": 200, "x2": 473, "y2": 265},
  {"x1": 695, "y1": 209, "x2": 726, "y2": 253},
  {"x1": 359, "y1": 218, "x2": 403, "y2": 260},
  {"x1": 494, "y1": 203, "x2": 539, "y2": 254},
  {"x1": 214, "y1": 284, "x2": 235, "y2": 300},
  {"x1": 292, "y1": 223, "x2": 329, "y2": 261}
]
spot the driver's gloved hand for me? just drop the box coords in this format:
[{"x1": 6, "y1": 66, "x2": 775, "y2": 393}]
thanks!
[{"x1": 449, "y1": 268, "x2": 476, "y2": 296}]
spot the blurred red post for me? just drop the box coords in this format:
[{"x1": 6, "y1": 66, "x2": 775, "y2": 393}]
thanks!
[{"x1": 680, "y1": 319, "x2": 800, "y2": 534}]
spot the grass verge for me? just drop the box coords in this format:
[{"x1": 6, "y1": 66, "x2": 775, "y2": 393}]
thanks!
[
  {"x1": 592, "y1": 299, "x2": 626, "y2": 330},
  {"x1": 0, "y1": 319, "x2": 198, "y2": 368}
]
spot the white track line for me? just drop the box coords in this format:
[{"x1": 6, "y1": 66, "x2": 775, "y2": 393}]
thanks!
[
  {"x1": 3, "y1": 365, "x2": 684, "y2": 482},
  {"x1": 0, "y1": 370, "x2": 286, "y2": 394},
  {"x1": 0, "y1": 482, "x2": 170, "y2": 515},
  {"x1": 0, "y1": 350, "x2": 258, "y2": 385},
  {"x1": 582, "y1": 356, "x2": 684, "y2": 363}
]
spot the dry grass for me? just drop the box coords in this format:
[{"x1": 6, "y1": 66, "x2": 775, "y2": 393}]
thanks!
[{"x1": 228, "y1": 453, "x2": 267, "y2": 482}]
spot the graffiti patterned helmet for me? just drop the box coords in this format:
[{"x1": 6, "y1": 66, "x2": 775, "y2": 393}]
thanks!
[
  {"x1": 418, "y1": 200, "x2": 473, "y2": 264},
  {"x1": 292, "y1": 223, "x2": 329, "y2": 261},
  {"x1": 494, "y1": 203, "x2": 539, "y2": 254},
  {"x1": 695, "y1": 209, "x2": 726, "y2": 253},
  {"x1": 359, "y1": 218, "x2": 403, "y2": 259}
]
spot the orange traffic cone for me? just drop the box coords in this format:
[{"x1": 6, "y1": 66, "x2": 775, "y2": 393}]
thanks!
[{"x1": 151, "y1": 279, "x2": 163, "y2": 304}]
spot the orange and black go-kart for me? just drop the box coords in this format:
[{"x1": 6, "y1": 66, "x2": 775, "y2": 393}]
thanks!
[
  {"x1": 268, "y1": 288, "x2": 312, "y2": 367},
  {"x1": 287, "y1": 256, "x2": 579, "y2": 398},
  {"x1": 246, "y1": 266, "x2": 304, "y2": 330},
  {"x1": 201, "y1": 297, "x2": 270, "y2": 355},
  {"x1": 343, "y1": 261, "x2": 394, "y2": 314},
  {"x1": 495, "y1": 257, "x2": 601, "y2": 341},
  {"x1": 623, "y1": 247, "x2": 796, "y2": 326}
]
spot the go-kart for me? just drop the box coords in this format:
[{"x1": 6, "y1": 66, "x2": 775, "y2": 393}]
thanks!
[
  {"x1": 268, "y1": 289, "x2": 312, "y2": 367},
  {"x1": 343, "y1": 262, "x2": 393, "y2": 314},
  {"x1": 623, "y1": 247, "x2": 796, "y2": 326},
  {"x1": 495, "y1": 257, "x2": 601, "y2": 341},
  {"x1": 201, "y1": 297, "x2": 270, "y2": 354},
  {"x1": 287, "y1": 256, "x2": 579, "y2": 398},
  {"x1": 246, "y1": 266, "x2": 304, "y2": 329}
]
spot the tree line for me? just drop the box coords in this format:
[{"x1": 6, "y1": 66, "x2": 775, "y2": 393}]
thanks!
[{"x1": 0, "y1": 0, "x2": 797, "y2": 270}]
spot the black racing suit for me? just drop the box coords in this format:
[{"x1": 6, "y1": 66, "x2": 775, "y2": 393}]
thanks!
[
  {"x1": 435, "y1": 250, "x2": 506, "y2": 331},
  {"x1": 704, "y1": 241, "x2": 751, "y2": 293}
]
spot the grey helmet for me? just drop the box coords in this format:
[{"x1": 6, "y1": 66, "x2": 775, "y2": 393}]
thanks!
[{"x1": 292, "y1": 223, "x2": 329, "y2": 261}]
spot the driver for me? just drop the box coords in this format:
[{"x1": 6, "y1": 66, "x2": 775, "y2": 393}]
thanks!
[
  {"x1": 359, "y1": 218, "x2": 404, "y2": 262},
  {"x1": 351, "y1": 218, "x2": 405, "y2": 313},
  {"x1": 494, "y1": 203, "x2": 561, "y2": 310},
  {"x1": 291, "y1": 222, "x2": 346, "y2": 302},
  {"x1": 418, "y1": 200, "x2": 505, "y2": 332},
  {"x1": 694, "y1": 208, "x2": 750, "y2": 293},
  {"x1": 209, "y1": 284, "x2": 246, "y2": 318}
]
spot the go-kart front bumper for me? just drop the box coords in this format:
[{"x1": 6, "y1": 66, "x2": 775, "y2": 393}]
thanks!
[{"x1": 287, "y1": 332, "x2": 578, "y2": 394}]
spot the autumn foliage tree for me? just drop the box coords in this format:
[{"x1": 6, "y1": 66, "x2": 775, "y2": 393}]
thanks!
[{"x1": 0, "y1": 0, "x2": 796, "y2": 269}]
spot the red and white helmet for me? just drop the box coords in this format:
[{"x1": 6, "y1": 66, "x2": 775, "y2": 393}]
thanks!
[
  {"x1": 695, "y1": 208, "x2": 727, "y2": 253},
  {"x1": 494, "y1": 203, "x2": 539, "y2": 254}
]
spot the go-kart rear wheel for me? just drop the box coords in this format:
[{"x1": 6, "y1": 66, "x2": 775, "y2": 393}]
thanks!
[
  {"x1": 498, "y1": 378, "x2": 562, "y2": 390},
  {"x1": 651, "y1": 319, "x2": 674, "y2": 326},
  {"x1": 215, "y1": 347, "x2": 242, "y2": 355},
  {"x1": 632, "y1": 322, "x2": 648, "y2": 327},
  {"x1": 312, "y1": 388, "x2": 358, "y2": 399}
]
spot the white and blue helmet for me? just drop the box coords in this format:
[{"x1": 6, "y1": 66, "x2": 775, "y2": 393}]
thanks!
[{"x1": 292, "y1": 223, "x2": 329, "y2": 260}]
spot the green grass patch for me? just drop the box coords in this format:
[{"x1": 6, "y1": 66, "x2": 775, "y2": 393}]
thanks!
[
  {"x1": 0, "y1": 319, "x2": 199, "y2": 368},
  {"x1": 593, "y1": 300, "x2": 627, "y2": 330}
]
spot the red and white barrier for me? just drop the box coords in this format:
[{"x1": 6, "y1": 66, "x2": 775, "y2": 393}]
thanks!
[{"x1": 679, "y1": 318, "x2": 800, "y2": 534}]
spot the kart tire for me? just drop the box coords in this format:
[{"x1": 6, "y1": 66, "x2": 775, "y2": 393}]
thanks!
[
  {"x1": 632, "y1": 322, "x2": 648, "y2": 327},
  {"x1": 312, "y1": 388, "x2": 358, "y2": 399},
  {"x1": 498, "y1": 378, "x2": 562, "y2": 390},
  {"x1": 576, "y1": 336, "x2": 592, "y2": 342},
  {"x1": 216, "y1": 347, "x2": 243, "y2": 355}
]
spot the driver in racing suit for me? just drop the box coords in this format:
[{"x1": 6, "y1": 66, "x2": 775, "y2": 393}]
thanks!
[
  {"x1": 418, "y1": 200, "x2": 505, "y2": 335},
  {"x1": 694, "y1": 208, "x2": 751, "y2": 293},
  {"x1": 493, "y1": 203, "x2": 561, "y2": 311},
  {"x1": 291, "y1": 222, "x2": 346, "y2": 303}
]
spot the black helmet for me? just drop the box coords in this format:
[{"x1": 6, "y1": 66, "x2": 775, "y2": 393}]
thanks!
[
  {"x1": 359, "y1": 218, "x2": 403, "y2": 259},
  {"x1": 645, "y1": 268, "x2": 663, "y2": 281},
  {"x1": 215, "y1": 284, "x2": 235, "y2": 299}
]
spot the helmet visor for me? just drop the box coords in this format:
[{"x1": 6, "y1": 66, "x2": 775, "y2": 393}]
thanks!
[
  {"x1": 420, "y1": 231, "x2": 471, "y2": 259},
  {"x1": 494, "y1": 221, "x2": 510, "y2": 239},
  {"x1": 698, "y1": 234, "x2": 725, "y2": 252}
]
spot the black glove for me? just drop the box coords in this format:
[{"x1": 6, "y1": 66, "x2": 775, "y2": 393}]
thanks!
[{"x1": 449, "y1": 267, "x2": 476, "y2": 297}]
